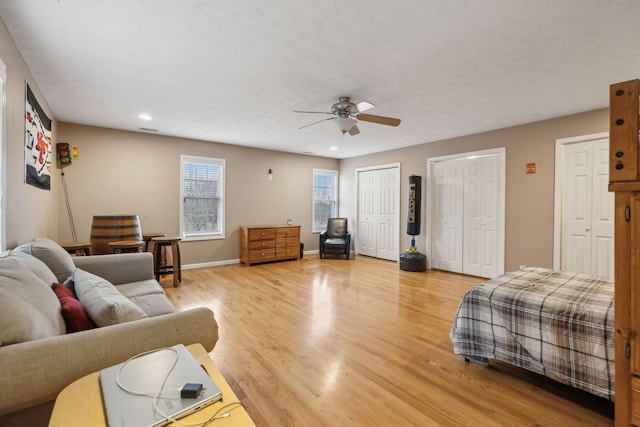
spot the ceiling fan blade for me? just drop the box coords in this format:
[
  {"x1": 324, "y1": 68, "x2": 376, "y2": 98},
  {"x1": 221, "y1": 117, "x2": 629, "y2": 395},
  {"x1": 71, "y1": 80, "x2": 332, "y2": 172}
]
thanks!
[
  {"x1": 356, "y1": 113, "x2": 401, "y2": 127},
  {"x1": 348, "y1": 125, "x2": 360, "y2": 136},
  {"x1": 293, "y1": 110, "x2": 333, "y2": 115},
  {"x1": 298, "y1": 116, "x2": 336, "y2": 130},
  {"x1": 355, "y1": 101, "x2": 375, "y2": 113}
]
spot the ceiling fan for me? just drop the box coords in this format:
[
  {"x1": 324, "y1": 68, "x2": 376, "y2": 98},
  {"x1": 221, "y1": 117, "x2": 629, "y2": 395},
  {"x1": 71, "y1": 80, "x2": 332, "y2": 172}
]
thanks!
[{"x1": 294, "y1": 97, "x2": 401, "y2": 136}]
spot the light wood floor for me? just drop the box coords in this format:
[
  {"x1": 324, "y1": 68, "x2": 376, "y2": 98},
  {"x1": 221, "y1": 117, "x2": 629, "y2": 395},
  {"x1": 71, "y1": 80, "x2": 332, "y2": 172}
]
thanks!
[{"x1": 163, "y1": 255, "x2": 614, "y2": 426}]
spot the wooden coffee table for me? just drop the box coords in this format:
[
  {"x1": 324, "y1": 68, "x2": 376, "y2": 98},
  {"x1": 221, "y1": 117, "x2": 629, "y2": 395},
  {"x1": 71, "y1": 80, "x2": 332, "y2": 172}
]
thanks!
[{"x1": 48, "y1": 343, "x2": 255, "y2": 427}]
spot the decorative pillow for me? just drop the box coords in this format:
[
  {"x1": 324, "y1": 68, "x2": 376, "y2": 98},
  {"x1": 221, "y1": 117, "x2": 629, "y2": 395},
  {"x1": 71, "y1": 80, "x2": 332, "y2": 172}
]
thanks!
[
  {"x1": 73, "y1": 268, "x2": 148, "y2": 327},
  {"x1": 14, "y1": 237, "x2": 76, "y2": 283},
  {"x1": 52, "y1": 283, "x2": 96, "y2": 332}
]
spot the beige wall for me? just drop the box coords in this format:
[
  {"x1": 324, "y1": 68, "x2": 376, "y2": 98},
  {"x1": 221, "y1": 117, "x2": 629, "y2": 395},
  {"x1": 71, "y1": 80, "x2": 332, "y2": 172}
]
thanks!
[
  {"x1": 56, "y1": 123, "x2": 338, "y2": 265},
  {"x1": 0, "y1": 14, "x2": 614, "y2": 270},
  {"x1": 0, "y1": 16, "x2": 59, "y2": 249},
  {"x1": 340, "y1": 109, "x2": 609, "y2": 271}
]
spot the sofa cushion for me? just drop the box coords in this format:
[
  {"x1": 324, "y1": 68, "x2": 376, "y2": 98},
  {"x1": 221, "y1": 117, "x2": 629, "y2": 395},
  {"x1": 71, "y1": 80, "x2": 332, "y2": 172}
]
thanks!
[
  {"x1": 14, "y1": 237, "x2": 76, "y2": 283},
  {"x1": 52, "y1": 283, "x2": 96, "y2": 332},
  {"x1": 8, "y1": 250, "x2": 58, "y2": 286},
  {"x1": 116, "y1": 279, "x2": 175, "y2": 316},
  {"x1": 116, "y1": 280, "x2": 167, "y2": 298},
  {"x1": 127, "y1": 293, "x2": 176, "y2": 317},
  {"x1": 73, "y1": 268, "x2": 148, "y2": 327},
  {"x1": 0, "y1": 253, "x2": 66, "y2": 345}
]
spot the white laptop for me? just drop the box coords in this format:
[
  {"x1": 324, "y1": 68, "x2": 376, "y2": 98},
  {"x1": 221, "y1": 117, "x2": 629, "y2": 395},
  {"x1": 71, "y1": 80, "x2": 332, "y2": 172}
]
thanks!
[{"x1": 99, "y1": 344, "x2": 222, "y2": 427}]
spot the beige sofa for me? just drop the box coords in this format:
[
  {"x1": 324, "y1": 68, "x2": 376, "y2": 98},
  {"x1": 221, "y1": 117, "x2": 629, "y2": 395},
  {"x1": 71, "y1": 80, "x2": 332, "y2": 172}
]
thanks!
[{"x1": 0, "y1": 238, "x2": 218, "y2": 427}]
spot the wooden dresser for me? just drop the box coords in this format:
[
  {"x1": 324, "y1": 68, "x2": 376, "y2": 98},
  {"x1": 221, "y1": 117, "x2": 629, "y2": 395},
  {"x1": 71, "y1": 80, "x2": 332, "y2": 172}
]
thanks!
[{"x1": 239, "y1": 225, "x2": 301, "y2": 266}]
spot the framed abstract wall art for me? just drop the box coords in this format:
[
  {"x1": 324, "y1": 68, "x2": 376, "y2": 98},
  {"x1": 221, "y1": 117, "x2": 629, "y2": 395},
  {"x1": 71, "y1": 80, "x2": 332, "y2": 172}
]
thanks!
[{"x1": 25, "y1": 83, "x2": 52, "y2": 190}]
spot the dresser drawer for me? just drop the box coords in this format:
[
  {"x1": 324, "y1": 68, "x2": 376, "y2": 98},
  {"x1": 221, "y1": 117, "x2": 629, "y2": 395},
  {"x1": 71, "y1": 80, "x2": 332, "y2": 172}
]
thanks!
[
  {"x1": 276, "y1": 247, "x2": 298, "y2": 258},
  {"x1": 276, "y1": 227, "x2": 299, "y2": 238},
  {"x1": 249, "y1": 249, "x2": 276, "y2": 263},
  {"x1": 276, "y1": 237, "x2": 298, "y2": 248},
  {"x1": 248, "y1": 228, "x2": 276, "y2": 240},
  {"x1": 249, "y1": 239, "x2": 276, "y2": 250}
]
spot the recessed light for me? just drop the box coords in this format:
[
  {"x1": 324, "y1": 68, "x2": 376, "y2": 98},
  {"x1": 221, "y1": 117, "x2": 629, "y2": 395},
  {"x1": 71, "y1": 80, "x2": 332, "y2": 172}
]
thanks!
[
  {"x1": 138, "y1": 113, "x2": 152, "y2": 120},
  {"x1": 330, "y1": 146, "x2": 338, "y2": 151}
]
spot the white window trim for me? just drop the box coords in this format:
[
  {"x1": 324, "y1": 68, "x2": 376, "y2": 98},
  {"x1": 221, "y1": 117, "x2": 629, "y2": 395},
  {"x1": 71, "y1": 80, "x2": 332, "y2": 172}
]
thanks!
[
  {"x1": 312, "y1": 168, "x2": 339, "y2": 233},
  {"x1": 180, "y1": 154, "x2": 225, "y2": 241}
]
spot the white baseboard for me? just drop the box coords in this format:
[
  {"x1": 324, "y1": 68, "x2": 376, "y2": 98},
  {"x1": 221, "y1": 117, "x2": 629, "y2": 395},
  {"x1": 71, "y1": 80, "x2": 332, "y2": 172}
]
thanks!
[{"x1": 182, "y1": 250, "x2": 319, "y2": 270}]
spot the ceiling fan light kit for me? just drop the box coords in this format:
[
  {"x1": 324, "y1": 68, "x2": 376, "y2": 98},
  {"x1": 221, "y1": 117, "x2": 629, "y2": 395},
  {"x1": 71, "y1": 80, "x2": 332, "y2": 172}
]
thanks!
[
  {"x1": 295, "y1": 97, "x2": 401, "y2": 136},
  {"x1": 335, "y1": 117, "x2": 357, "y2": 134}
]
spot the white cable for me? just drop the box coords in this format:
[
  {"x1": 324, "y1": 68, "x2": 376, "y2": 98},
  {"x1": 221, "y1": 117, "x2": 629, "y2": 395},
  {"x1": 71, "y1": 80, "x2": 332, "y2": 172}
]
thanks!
[{"x1": 116, "y1": 347, "x2": 243, "y2": 426}]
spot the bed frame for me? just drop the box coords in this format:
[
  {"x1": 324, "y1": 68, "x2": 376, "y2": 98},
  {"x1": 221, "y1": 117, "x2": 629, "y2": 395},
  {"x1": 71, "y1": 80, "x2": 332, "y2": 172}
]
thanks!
[
  {"x1": 609, "y1": 78, "x2": 640, "y2": 426},
  {"x1": 450, "y1": 267, "x2": 615, "y2": 401}
]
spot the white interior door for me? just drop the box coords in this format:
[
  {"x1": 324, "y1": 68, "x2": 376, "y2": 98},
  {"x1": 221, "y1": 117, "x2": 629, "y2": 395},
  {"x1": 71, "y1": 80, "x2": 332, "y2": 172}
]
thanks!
[
  {"x1": 591, "y1": 141, "x2": 614, "y2": 277},
  {"x1": 432, "y1": 160, "x2": 463, "y2": 273},
  {"x1": 561, "y1": 138, "x2": 614, "y2": 278},
  {"x1": 358, "y1": 170, "x2": 376, "y2": 257},
  {"x1": 356, "y1": 165, "x2": 400, "y2": 261},
  {"x1": 376, "y1": 168, "x2": 400, "y2": 261},
  {"x1": 463, "y1": 158, "x2": 482, "y2": 275},
  {"x1": 463, "y1": 155, "x2": 500, "y2": 278},
  {"x1": 429, "y1": 148, "x2": 505, "y2": 278}
]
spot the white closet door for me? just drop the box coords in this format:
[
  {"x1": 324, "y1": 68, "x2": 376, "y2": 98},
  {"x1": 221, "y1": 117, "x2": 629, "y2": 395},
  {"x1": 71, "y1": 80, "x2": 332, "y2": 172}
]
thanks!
[
  {"x1": 479, "y1": 155, "x2": 500, "y2": 278},
  {"x1": 357, "y1": 167, "x2": 400, "y2": 260},
  {"x1": 463, "y1": 158, "x2": 482, "y2": 276},
  {"x1": 358, "y1": 170, "x2": 377, "y2": 257},
  {"x1": 563, "y1": 142, "x2": 592, "y2": 275},
  {"x1": 431, "y1": 152, "x2": 503, "y2": 278},
  {"x1": 561, "y1": 139, "x2": 614, "y2": 278},
  {"x1": 591, "y1": 140, "x2": 614, "y2": 278},
  {"x1": 376, "y1": 168, "x2": 399, "y2": 261},
  {"x1": 462, "y1": 155, "x2": 500, "y2": 278},
  {"x1": 432, "y1": 160, "x2": 463, "y2": 273}
]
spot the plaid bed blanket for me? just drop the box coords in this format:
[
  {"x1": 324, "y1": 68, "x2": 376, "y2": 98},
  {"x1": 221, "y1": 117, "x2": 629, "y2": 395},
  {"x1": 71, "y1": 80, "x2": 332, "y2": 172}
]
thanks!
[{"x1": 450, "y1": 267, "x2": 615, "y2": 400}]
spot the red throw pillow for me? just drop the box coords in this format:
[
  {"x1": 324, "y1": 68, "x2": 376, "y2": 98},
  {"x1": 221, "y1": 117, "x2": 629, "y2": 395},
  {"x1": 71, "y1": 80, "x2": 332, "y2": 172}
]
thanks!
[{"x1": 52, "y1": 283, "x2": 96, "y2": 332}]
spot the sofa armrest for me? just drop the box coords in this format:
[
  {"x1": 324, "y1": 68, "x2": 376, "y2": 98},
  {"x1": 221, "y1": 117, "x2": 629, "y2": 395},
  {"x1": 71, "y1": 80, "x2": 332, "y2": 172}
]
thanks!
[
  {"x1": 0, "y1": 307, "x2": 218, "y2": 416},
  {"x1": 72, "y1": 252, "x2": 155, "y2": 285}
]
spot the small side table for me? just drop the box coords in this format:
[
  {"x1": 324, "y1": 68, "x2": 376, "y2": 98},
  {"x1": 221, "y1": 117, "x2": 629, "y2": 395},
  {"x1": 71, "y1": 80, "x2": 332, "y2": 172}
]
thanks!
[
  {"x1": 107, "y1": 240, "x2": 144, "y2": 254},
  {"x1": 48, "y1": 343, "x2": 256, "y2": 427},
  {"x1": 61, "y1": 242, "x2": 93, "y2": 256}
]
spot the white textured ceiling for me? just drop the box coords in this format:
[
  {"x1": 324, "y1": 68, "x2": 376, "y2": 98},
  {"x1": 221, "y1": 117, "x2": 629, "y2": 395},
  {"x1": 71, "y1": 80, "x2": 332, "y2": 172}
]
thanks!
[{"x1": 2, "y1": 1, "x2": 640, "y2": 159}]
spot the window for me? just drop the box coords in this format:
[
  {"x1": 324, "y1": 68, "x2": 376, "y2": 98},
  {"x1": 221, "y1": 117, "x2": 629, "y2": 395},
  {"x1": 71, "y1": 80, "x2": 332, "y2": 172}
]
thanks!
[
  {"x1": 180, "y1": 155, "x2": 225, "y2": 240},
  {"x1": 312, "y1": 169, "x2": 338, "y2": 232}
]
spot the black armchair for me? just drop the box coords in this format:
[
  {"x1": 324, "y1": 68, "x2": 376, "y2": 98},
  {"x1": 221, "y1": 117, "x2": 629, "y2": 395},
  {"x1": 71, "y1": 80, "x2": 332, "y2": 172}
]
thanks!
[{"x1": 319, "y1": 218, "x2": 351, "y2": 259}]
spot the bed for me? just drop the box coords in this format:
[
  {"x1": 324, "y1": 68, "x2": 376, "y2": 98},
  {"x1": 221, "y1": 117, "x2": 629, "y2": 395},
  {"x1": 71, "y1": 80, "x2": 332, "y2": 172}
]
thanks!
[{"x1": 449, "y1": 267, "x2": 615, "y2": 401}]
